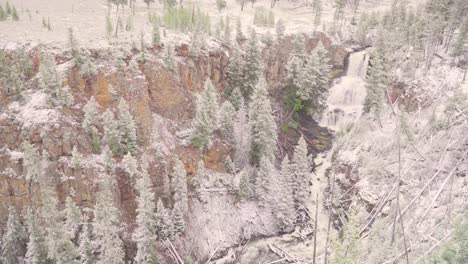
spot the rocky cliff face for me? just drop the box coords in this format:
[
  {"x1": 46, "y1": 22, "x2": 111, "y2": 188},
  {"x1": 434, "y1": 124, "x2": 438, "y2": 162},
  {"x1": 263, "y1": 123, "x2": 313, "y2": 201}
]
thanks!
[{"x1": 0, "y1": 33, "x2": 344, "y2": 260}]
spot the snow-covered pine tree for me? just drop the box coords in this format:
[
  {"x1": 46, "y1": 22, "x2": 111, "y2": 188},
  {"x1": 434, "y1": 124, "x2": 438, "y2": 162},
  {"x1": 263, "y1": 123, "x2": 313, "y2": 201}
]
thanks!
[
  {"x1": 102, "y1": 109, "x2": 121, "y2": 155},
  {"x1": 249, "y1": 78, "x2": 277, "y2": 165},
  {"x1": 226, "y1": 47, "x2": 245, "y2": 99},
  {"x1": 224, "y1": 16, "x2": 231, "y2": 44},
  {"x1": 330, "y1": 209, "x2": 361, "y2": 264},
  {"x1": 191, "y1": 159, "x2": 206, "y2": 189},
  {"x1": 172, "y1": 202, "x2": 185, "y2": 236},
  {"x1": 117, "y1": 98, "x2": 137, "y2": 154},
  {"x1": 155, "y1": 198, "x2": 174, "y2": 240},
  {"x1": 164, "y1": 45, "x2": 176, "y2": 72},
  {"x1": 235, "y1": 17, "x2": 245, "y2": 44},
  {"x1": 0, "y1": 5, "x2": 5, "y2": 21},
  {"x1": 286, "y1": 35, "x2": 306, "y2": 88},
  {"x1": 68, "y1": 27, "x2": 82, "y2": 66},
  {"x1": 219, "y1": 100, "x2": 236, "y2": 137},
  {"x1": 143, "y1": 0, "x2": 155, "y2": 8},
  {"x1": 242, "y1": 29, "x2": 260, "y2": 99},
  {"x1": 64, "y1": 196, "x2": 81, "y2": 242},
  {"x1": 233, "y1": 100, "x2": 251, "y2": 168},
  {"x1": 296, "y1": 41, "x2": 331, "y2": 114},
  {"x1": 276, "y1": 19, "x2": 285, "y2": 40},
  {"x1": 224, "y1": 155, "x2": 238, "y2": 174},
  {"x1": 101, "y1": 145, "x2": 115, "y2": 173},
  {"x1": 238, "y1": 169, "x2": 254, "y2": 200},
  {"x1": 172, "y1": 157, "x2": 189, "y2": 215},
  {"x1": 25, "y1": 208, "x2": 49, "y2": 264},
  {"x1": 70, "y1": 146, "x2": 84, "y2": 169},
  {"x1": 22, "y1": 141, "x2": 42, "y2": 182},
  {"x1": 152, "y1": 20, "x2": 161, "y2": 46},
  {"x1": 41, "y1": 186, "x2": 79, "y2": 264},
  {"x1": 133, "y1": 171, "x2": 158, "y2": 264},
  {"x1": 39, "y1": 53, "x2": 62, "y2": 98},
  {"x1": 121, "y1": 152, "x2": 138, "y2": 179},
  {"x1": 230, "y1": 87, "x2": 244, "y2": 111},
  {"x1": 313, "y1": 0, "x2": 322, "y2": 31},
  {"x1": 190, "y1": 31, "x2": 202, "y2": 58},
  {"x1": 291, "y1": 135, "x2": 311, "y2": 209},
  {"x1": 190, "y1": 79, "x2": 219, "y2": 148},
  {"x1": 78, "y1": 215, "x2": 94, "y2": 264},
  {"x1": 82, "y1": 96, "x2": 101, "y2": 151},
  {"x1": 362, "y1": 51, "x2": 389, "y2": 126},
  {"x1": 92, "y1": 173, "x2": 125, "y2": 264},
  {"x1": 452, "y1": 17, "x2": 468, "y2": 58},
  {"x1": 275, "y1": 155, "x2": 295, "y2": 230},
  {"x1": 254, "y1": 156, "x2": 276, "y2": 207},
  {"x1": 1, "y1": 206, "x2": 25, "y2": 264}
]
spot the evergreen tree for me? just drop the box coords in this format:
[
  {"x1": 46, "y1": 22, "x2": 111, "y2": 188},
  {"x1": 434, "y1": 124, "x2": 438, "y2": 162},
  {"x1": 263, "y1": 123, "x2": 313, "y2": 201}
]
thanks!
[
  {"x1": 224, "y1": 156, "x2": 238, "y2": 174},
  {"x1": 296, "y1": 41, "x2": 331, "y2": 114},
  {"x1": 330, "y1": 210, "x2": 361, "y2": 264},
  {"x1": 216, "y1": 0, "x2": 227, "y2": 11},
  {"x1": 0, "y1": 5, "x2": 5, "y2": 21},
  {"x1": 276, "y1": 19, "x2": 285, "y2": 40},
  {"x1": 219, "y1": 100, "x2": 236, "y2": 136},
  {"x1": 164, "y1": 45, "x2": 176, "y2": 72},
  {"x1": 249, "y1": 79, "x2": 277, "y2": 164},
  {"x1": 190, "y1": 79, "x2": 219, "y2": 148},
  {"x1": 41, "y1": 187, "x2": 79, "y2": 264},
  {"x1": 93, "y1": 173, "x2": 125, "y2": 264},
  {"x1": 78, "y1": 215, "x2": 94, "y2": 264},
  {"x1": 64, "y1": 196, "x2": 81, "y2": 241},
  {"x1": 452, "y1": 17, "x2": 468, "y2": 57},
  {"x1": 226, "y1": 48, "x2": 245, "y2": 99},
  {"x1": 133, "y1": 171, "x2": 158, "y2": 264},
  {"x1": 230, "y1": 87, "x2": 244, "y2": 110},
  {"x1": 172, "y1": 157, "x2": 188, "y2": 215},
  {"x1": 242, "y1": 29, "x2": 260, "y2": 99},
  {"x1": 1, "y1": 207, "x2": 25, "y2": 264},
  {"x1": 235, "y1": 17, "x2": 245, "y2": 44},
  {"x1": 22, "y1": 142, "x2": 42, "y2": 182},
  {"x1": 121, "y1": 152, "x2": 138, "y2": 179},
  {"x1": 313, "y1": 0, "x2": 322, "y2": 31},
  {"x1": 6, "y1": 1, "x2": 11, "y2": 15},
  {"x1": 238, "y1": 169, "x2": 254, "y2": 200},
  {"x1": 154, "y1": 198, "x2": 174, "y2": 240},
  {"x1": 275, "y1": 155, "x2": 295, "y2": 230},
  {"x1": 172, "y1": 202, "x2": 185, "y2": 236},
  {"x1": 144, "y1": 0, "x2": 155, "y2": 9},
  {"x1": 291, "y1": 135, "x2": 310, "y2": 209},
  {"x1": 82, "y1": 96, "x2": 101, "y2": 152},
  {"x1": 39, "y1": 53, "x2": 62, "y2": 97},
  {"x1": 102, "y1": 109, "x2": 121, "y2": 154},
  {"x1": 117, "y1": 98, "x2": 137, "y2": 154},
  {"x1": 25, "y1": 209, "x2": 49, "y2": 264},
  {"x1": 11, "y1": 6, "x2": 18, "y2": 21},
  {"x1": 106, "y1": 16, "x2": 113, "y2": 39},
  {"x1": 233, "y1": 100, "x2": 251, "y2": 168},
  {"x1": 255, "y1": 156, "x2": 276, "y2": 207},
  {"x1": 152, "y1": 20, "x2": 161, "y2": 46},
  {"x1": 70, "y1": 146, "x2": 84, "y2": 169},
  {"x1": 362, "y1": 51, "x2": 389, "y2": 125},
  {"x1": 68, "y1": 28, "x2": 82, "y2": 66},
  {"x1": 224, "y1": 16, "x2": 231, "y2": 44},
  {"x1": 101, "y1": 145, "x2": 115, "y2": 173},
  {"x1": 332, "y1": 0, "x2": 346, "y2": 32}
]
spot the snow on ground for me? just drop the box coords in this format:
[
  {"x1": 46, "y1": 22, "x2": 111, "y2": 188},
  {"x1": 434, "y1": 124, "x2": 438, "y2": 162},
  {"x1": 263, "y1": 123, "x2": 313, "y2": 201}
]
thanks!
[
  {"x1": 7, "y1": 90, "x2": 60, "y2": 128},
  {"x1": 0, "y1": 0, "x2": 401, "y2": 49}
]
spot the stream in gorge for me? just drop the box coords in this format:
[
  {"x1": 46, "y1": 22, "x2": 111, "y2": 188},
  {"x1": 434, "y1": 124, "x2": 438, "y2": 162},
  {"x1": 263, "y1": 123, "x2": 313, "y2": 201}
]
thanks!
[{"x1": 213, "y1": 49, "x2": 370, "y2": 264}]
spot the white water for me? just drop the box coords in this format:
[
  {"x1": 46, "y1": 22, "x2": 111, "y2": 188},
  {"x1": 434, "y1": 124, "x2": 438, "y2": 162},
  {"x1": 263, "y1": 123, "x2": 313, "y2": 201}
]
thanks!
[{"x1": 321, "y1": 50, "x2": 369, "y2": 131}]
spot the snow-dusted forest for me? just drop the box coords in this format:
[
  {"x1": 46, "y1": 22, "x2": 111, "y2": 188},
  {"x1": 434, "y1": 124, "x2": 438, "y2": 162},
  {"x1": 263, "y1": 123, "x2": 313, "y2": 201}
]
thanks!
[{"x1": 0, "y1": 0, "x2": 467, "y2": 263}]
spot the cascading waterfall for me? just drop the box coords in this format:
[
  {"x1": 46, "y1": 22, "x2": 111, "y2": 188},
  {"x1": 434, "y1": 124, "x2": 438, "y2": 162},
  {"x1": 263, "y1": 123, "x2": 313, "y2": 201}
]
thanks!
[{"x1": 321, "y1": 49, "x2": 370, "y2": 130}]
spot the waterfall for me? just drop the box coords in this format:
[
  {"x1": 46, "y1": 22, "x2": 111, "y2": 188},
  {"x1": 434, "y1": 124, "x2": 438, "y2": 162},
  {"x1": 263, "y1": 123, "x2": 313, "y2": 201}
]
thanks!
[{"x1": 321, "y1": 49, "x2": 369, "y2": 130}]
